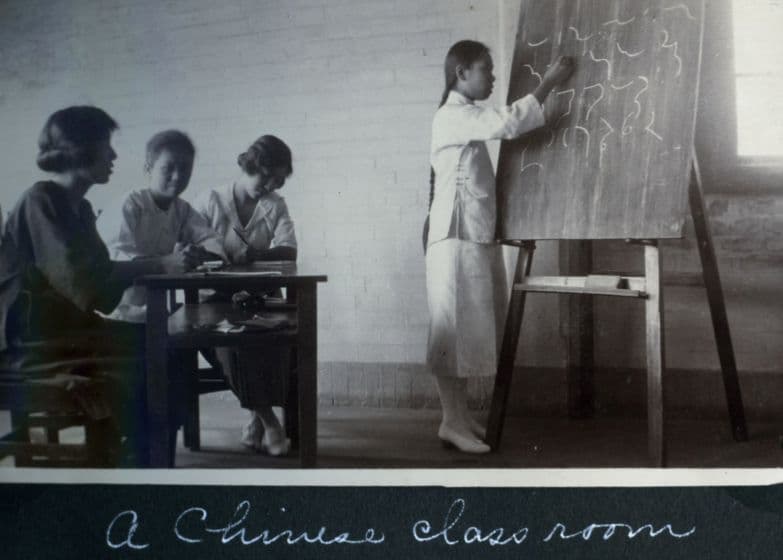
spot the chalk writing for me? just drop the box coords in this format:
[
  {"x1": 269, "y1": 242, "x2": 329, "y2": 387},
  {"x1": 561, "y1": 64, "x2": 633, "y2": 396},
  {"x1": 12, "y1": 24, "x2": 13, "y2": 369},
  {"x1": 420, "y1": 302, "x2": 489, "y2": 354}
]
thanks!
[
  {"x1": 603, "y1": 15, "x2": 635, "y2": 26},
  {"x1": 540, "y1": 129, "x2": 553, "y2": 148},
  {"x1": 589, "y1": 50, "x2": 613, "y2": 80},
  {"x1": 599, "y1": 117, "x2": 615, "y2": 168},
  {"x1": 621, "y1": 76, "x2": 649, "y2": 135},
  {"x1": 645, "y1": 110, "x2": 663, "y2": 141},
  {"x1": 554, "y1": 88, "x2": 576, "y2": 128},
  {"x1": 583, "y1": 83, "x2": 605, "y2": 121},
  {"x1": 660, "y1": 28, "x2": 682, "y2": 77},
  {"x1": 508, "y1": 0, "x2": 697, "y2": 199},
  {"x1": 522, "y1": 64, "x2": 543, "y2": 85},
  {"x1": 574, "y1": 126, "x2": 591, "y2": 158},
  {"x1": 610, "y1": 79, "x2": 634, "y2": 91},
  {"x1": 569, "y1": 26, "x2": 594, "y2": 55},
  {"x1": 663, "y1": 3, "x2": 697, "y2": 20},
  {"x1": 521, "y1": 162, "x2": 544, "y2": 174},
  {"x1": 616, "y1": 42, "x2": 645, "y2": 58}
]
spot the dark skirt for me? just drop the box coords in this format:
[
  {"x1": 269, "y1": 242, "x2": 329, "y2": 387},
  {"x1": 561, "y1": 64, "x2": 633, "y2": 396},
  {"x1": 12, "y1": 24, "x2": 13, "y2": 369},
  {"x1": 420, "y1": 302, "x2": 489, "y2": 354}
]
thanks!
[{"x1": 212, "y1": 346, "x2": 289, "y2": 409}]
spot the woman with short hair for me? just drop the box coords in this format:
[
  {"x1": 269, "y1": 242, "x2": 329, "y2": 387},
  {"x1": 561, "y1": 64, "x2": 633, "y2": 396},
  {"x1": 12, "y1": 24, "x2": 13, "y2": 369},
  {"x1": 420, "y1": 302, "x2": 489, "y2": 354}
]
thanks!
[{"x1": 0, "y1": 106, "x2": 193, "y2": 465}]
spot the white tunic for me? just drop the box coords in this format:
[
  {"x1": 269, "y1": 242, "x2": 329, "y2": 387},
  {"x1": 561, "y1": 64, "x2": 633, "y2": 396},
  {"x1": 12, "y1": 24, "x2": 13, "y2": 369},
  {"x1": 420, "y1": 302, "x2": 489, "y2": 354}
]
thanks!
[
  {"x1": 426, "y1": 91, "x2": 545, "y2": 377},
  {"x1": 100, "y1": 189, "x2": 226, "y2": 321},
  {"x1": 193, "y1": 183, "x2": 297, "y2": 263}
]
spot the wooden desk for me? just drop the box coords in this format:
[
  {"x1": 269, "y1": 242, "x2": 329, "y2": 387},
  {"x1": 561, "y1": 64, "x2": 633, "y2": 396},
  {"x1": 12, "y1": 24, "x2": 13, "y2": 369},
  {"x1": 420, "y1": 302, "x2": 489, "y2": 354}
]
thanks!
[{"x1": 138, "y1": 262, "x2": 327, "y2": 468}]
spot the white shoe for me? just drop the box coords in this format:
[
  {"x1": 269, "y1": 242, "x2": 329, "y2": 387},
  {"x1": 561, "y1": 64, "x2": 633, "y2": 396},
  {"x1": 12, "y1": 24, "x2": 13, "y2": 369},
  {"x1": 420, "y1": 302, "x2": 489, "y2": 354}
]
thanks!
[
  {"x1": 240, "y1": 413, "x2": 264, "y2": 450},
  {"x1": 260, "y1": 427, "x2": 291, "y2": 457},
  {"x1": 467, "y1": 416, "x2": 486, "y2": 439},
  {"x1": 438, "y1": 423, "x2": 490, "y2": 454}
]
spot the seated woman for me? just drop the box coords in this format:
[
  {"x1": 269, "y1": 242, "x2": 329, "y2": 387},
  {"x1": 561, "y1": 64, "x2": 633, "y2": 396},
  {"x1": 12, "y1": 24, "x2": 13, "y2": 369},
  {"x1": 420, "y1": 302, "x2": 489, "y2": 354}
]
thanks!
[
  {"x1": 99, "y1": 129, "x2": 226, "y2": 322},
  {"x1": 194, "y1": 135, "x2": 296, "y2": 456},
  {"x1": 0, "y1": 106, "x2": 197, "y2": 465}
]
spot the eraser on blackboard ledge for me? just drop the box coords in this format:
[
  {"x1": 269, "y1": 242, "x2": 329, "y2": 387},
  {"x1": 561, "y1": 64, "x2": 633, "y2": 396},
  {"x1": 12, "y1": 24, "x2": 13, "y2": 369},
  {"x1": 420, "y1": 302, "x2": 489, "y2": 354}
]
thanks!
[{"x1": 585, "y1": 275, "x2": 623, "y2": 289}]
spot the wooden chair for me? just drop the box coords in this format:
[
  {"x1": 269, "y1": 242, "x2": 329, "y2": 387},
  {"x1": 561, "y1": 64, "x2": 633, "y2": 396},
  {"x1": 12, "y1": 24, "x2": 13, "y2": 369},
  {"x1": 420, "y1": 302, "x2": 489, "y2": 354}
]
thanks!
[{"x1": 0, "y1": 372, "x2": 118, "y2": 467}]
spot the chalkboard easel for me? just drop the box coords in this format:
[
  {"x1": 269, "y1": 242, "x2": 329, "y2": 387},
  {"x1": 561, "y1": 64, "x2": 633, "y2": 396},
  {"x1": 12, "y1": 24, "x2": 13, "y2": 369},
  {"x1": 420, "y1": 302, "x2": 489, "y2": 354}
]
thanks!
[
  {"x1": 486, "y1": 154, "x2": 748, "y2": 467},
  {"x1": 487, "y1": 0, "x2": 746, "y2": 467}
]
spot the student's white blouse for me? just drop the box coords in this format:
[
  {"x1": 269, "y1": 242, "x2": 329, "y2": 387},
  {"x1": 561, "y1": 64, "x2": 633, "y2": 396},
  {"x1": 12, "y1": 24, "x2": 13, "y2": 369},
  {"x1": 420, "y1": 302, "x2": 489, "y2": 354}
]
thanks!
[
  {"x1": 194, "y1": 183, "x2": 297, "y2": 264},
  {"x1": 98, "y1": 188, "x2": 226, "y2": 320},
  {"x1": 428, "y1": 90, "x2": 545, "y2": 246},
  {"x1": 102, "y1": 189, "x2": 224, "y2": 260}
]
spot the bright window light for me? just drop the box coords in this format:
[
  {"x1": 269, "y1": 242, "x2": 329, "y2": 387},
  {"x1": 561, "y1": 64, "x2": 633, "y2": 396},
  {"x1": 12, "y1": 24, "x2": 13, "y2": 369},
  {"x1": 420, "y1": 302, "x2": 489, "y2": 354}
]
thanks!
[{"x1": 732, "y1": 0, "x2": 783, "y2": 158}]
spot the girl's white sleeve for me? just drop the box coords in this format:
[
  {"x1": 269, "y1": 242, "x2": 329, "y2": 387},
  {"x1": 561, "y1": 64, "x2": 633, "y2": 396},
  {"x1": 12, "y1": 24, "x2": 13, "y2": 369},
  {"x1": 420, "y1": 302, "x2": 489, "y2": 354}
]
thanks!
[
  {"x1": 110, "y1": 197, "x2": 145, "y2": 261},
  {"x1": 269, "y1": 199, "x2": 297, "y2": 249},
  {"x1": 445, "y1": 94, "x2": 546, "y2": 144},
  {"x1": 180, "y1": 202, "x2": 227, "y2": 259}
]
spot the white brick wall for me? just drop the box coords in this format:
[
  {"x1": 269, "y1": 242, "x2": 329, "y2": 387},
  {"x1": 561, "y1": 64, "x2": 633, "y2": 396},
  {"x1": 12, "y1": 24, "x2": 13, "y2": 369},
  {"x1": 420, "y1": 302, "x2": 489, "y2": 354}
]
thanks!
[{"x1": 0, "y1": 0, "x2": 513, "y2": 370}]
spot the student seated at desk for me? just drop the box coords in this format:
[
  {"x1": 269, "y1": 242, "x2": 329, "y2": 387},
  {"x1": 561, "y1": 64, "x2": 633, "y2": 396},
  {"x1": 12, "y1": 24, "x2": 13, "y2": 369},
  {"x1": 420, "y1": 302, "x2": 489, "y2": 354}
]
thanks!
[
  {"x1": 99, "y1": 130, "x2": 226, "y2": 322},
  {"x1": 0, "y1": 106, "x2": 194, "y2": 465},
  {"x1": 194, "y1": 135, "x2": 296, "y2": 456}
]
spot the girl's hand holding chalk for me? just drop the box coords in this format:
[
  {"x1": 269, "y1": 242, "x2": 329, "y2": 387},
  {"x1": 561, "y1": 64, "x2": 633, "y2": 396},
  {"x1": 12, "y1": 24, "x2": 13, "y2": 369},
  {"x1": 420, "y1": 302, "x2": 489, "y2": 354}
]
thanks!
[
  {"x1": 543, "y1": 55, "x2": 575, "y2": 86},
  {"x1": 532, "y1": 54, "x2": 576, "y2": 103}
]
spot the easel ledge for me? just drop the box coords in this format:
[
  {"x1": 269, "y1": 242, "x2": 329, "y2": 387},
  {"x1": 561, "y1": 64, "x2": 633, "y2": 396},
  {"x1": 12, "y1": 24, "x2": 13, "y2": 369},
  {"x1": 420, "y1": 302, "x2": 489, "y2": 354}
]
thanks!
[{"x1": 487, "y1": 154, "x2": 748, "y2": 468}]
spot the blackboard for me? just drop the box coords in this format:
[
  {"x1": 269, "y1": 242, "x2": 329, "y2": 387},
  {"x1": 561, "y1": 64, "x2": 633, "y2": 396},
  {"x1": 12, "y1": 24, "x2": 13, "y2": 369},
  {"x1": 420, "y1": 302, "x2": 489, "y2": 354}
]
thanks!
[{"x1": 496, "y1": 0, "x2": 705, "y2": 240}]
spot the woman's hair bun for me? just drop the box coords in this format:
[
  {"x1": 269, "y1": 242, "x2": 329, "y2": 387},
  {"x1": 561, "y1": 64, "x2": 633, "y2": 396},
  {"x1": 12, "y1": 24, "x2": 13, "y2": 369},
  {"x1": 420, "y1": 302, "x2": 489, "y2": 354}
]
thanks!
[
  {"x1": 237, "y1": 135, "x2": 292, "y2": 177},
  {"x1": 36, "y1": 106, "x2": 118, "y2": 172}
]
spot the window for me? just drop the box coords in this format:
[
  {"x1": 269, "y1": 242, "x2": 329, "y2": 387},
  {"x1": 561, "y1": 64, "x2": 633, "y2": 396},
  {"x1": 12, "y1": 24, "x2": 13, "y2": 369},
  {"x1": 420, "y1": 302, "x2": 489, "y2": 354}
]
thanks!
[{"x1": 732, "y1": 0, "x2": 783, "y2": 159}]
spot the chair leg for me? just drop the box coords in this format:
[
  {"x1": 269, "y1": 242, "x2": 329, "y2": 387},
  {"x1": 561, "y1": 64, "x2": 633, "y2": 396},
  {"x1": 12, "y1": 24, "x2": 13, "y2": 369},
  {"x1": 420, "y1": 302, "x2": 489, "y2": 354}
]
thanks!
[
  {"x1": 168, "y1": 428, "x2": 178, "y2": 467},
  {"x1": 180, "y1": 349, "x2": 201, "y2": 451},
  {"x1": 85, "y1": 418, "x2": 120, "y2": 467},
  {"x1": 45, "y1": 414, "x2": 60, "y2": 444},
  {"x1": 10, "y1": 410, "x2": 32, "y2": 467},
  {"x1": 183, "y1": 394, "x2": 200, "y2": 451}
]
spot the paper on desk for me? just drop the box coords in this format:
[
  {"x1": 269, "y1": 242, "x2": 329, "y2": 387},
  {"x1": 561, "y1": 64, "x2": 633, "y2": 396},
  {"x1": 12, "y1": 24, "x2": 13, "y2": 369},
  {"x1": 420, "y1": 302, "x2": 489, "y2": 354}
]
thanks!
[
  {"x1": 209, "y1": 270, "x2": 282, "y2": 276},
  {"x1": 215, "y1": 319, "x2": 245, "y2": 333},
  {"x1": 237, "y1": 313, "x2": 293, "y2": 330}
]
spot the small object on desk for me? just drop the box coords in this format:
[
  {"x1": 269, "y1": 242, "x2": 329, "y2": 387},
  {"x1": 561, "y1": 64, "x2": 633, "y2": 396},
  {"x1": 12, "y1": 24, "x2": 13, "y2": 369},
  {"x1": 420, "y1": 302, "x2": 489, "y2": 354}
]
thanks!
[
  {"x1": 584, "y1": 274, "x2": 624, "y2": 289},
  {"x1": 195, "y1": 260, "x2": 224, "y2": 272}
]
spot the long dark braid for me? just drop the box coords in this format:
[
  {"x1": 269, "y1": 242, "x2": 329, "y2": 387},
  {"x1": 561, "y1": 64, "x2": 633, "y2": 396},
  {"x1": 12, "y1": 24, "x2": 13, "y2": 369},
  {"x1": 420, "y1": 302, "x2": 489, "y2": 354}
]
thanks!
[{"x1": 424, "y1": 40, "x2": 490, "y2": 253}]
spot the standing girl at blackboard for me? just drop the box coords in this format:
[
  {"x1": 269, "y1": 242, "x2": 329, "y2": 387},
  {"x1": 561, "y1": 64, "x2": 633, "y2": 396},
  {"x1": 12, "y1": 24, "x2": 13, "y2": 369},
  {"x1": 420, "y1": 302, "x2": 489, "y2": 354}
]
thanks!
[{"x1": 425, "y1": 40, "x2": 573, "y2": 453}]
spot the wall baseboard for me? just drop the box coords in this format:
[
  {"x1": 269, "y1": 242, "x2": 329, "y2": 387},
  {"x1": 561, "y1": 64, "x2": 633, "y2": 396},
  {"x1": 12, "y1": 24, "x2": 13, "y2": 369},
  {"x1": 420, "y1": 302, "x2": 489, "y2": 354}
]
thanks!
[{"x1": 312, "y1": 362, "x2": 783, "y2": 422}]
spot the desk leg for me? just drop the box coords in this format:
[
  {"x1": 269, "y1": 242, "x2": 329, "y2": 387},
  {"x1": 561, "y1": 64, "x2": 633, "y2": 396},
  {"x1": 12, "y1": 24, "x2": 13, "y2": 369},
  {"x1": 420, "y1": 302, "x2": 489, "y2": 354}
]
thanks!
[
  {"x1": 296, "y1": 284, "x2": 317, "y2": 468},
  {"x1": 146, "y1": 288, "x2": 172, "y2": 467}
]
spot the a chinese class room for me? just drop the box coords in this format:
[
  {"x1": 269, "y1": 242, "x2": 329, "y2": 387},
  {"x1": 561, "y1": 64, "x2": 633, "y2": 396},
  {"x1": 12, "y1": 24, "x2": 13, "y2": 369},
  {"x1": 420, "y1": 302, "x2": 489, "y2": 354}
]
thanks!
[{"x1": 0, "y1": 0, "x2": 781, "y2": 469}]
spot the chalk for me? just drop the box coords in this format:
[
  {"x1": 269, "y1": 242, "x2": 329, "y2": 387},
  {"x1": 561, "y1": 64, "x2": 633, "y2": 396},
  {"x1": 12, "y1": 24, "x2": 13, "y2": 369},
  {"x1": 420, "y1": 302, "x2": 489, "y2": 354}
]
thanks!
[{"x1": 584, "y1": 275, "x2": 623, "y2": 289}]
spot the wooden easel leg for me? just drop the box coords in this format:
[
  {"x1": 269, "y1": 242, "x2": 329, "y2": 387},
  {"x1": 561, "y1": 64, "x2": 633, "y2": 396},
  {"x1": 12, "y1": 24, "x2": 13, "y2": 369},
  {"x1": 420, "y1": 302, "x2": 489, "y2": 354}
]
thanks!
[
  {"x1": 644, "y1": 242, "x2": 666, "y2": 467},
  {"x1": 560, "y1": 240, "x2": 595, "y2": 418},
  {"x1": 486, "y1": 241, "x2": 535, "y2": 451},
  {"x1": 689, "y1": 160, "x2": 748, "y2": 441}
]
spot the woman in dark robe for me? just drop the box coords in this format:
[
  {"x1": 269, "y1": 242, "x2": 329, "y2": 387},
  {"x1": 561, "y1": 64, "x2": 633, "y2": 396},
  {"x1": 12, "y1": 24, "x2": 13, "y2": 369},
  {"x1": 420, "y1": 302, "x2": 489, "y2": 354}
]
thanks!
[{"x1": 0, "y1": 106, "x2": 197, "y2": 465}]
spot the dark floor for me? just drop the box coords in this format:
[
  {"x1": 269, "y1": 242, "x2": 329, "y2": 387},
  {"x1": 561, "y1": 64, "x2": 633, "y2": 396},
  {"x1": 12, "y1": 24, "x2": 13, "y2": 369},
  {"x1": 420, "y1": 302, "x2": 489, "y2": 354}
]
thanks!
[{"x1": 3, "y1": 393, "x2": 782, "y2": 469}]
